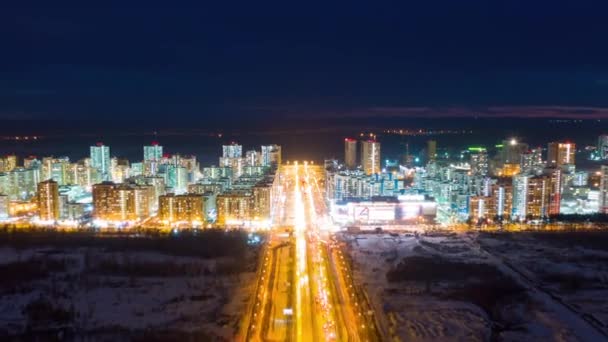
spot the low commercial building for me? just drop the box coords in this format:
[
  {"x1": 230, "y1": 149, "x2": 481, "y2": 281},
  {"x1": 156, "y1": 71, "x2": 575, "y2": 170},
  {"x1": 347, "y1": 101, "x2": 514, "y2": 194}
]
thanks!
[{"x1": 330, "y1": 195, "x2": 437, "y2": 226}]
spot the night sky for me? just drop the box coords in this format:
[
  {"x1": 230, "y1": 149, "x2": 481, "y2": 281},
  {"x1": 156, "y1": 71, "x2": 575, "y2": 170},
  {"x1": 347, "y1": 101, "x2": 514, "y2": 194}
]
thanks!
[{"x1": 2, "y1": 2, "x2": 608, "y2": 121}]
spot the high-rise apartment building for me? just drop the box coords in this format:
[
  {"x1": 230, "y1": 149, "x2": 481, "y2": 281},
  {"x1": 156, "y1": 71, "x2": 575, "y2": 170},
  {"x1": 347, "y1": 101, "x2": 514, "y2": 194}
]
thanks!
[
  {"x1": 216, "y1": 190, "x2": 253, "y2": 225},
  {"x1": 69, "y1": 163, "x2": 99, "y2": 187},
  {"x1": 92, "y1": 182, "x2": 153, "y2": 221},
  {"x1": 144, "y1": 142, "x2": 163, "y2": 161},
  {"x1": 220, "y1": 142, "x2": 247, "y2": 178},
  {"x1": 360, "y1": 140, "x2": 381, "y2": 175},
  {"x1": 245, "y1": 150, "x2": 259, "y2": 166},
  {"x1": 158, "y1": 193, "x2": 205, "y2": 224},
  {"x1": 222, "y1": 142, "x2": 242, "y2": 158},
  {"x1": 252, "y1": 183, "x2": 272, "y2": 220},
  {"x1": 469, "y1": 149, "x2": 488, "y2": 176},
  {"x1": 0, "y1": 194, "x2": 9, "y2": 219},
  {"x1": 37, "y1": 179, "x2": 59, "y2": 221},
  {"x1": 92, "y1": 182, "x2": 117, "y2": 220},
  {"x1": 219, "y1": 156, "x2": 244, "y2": 179},
  {"x1": 547, "y1": 141, "x2": 575, "y2": 167},
  {"x1": 427, "y1": 140, "x2": 437, "y2": 161},
  {"x1": 42, "y1": 157, "x2": 70, "y2": 185},
  {"x1": 167, "y1": 164, "x2": 188, "y2": 194},
  {"x1": 598, "y1": 135, "x2": 608, "y2": 160},
  {"x1": 520, "y1": 148, "x2": 544, "y2": 174},
  {"x1": 469, "y1": 196, "x2": 494, "y2": 221},
  {"x1": 599, "y1": 165, "x2": 608, "y2": 214},
  {"x1": 344, "y1": 138, "x2": 357, "y2": 169},
  {"x1": 512, "y1": 169, "x2": 561, "y2": 220},
  {"x1": 500, "y1": 138, "x2": 528, "y2": 165},
  {"x1": 0, "y1": 155, "x2": 18, "y2": 173},
  {"x1": 492, "y1": 179, "x2": 513, "y2": 220},
  {"x1": 261, "y1": 145, "x2": 282, "y2": 167},
  {"x1": 90, "y1": 143, "x2": 111, "y2": 181},
  {"x1": 0, "y1": 167, "x2": 40, "y2": 200},
  {"x1": 23, "y1": 156, "x2": 39, "y2": 170}
]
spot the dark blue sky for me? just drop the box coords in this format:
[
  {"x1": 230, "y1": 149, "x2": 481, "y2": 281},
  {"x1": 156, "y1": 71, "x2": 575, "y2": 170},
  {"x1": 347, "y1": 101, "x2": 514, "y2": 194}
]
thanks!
[{"x1": 2, "y1": 1, "x2": 608, "y2": 121}]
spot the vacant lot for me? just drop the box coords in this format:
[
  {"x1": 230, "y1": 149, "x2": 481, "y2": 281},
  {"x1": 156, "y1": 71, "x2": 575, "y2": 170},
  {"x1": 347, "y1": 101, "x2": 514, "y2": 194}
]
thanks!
[
  {"x1": 479, "y1": 231, "x2": 608, "y2": 336},
  {"x1": 344, "y1": 231, "x2": 604, "y2": 341},
  {"x1": 0, "y1": 229, "x2": 262, "y2": 341}
]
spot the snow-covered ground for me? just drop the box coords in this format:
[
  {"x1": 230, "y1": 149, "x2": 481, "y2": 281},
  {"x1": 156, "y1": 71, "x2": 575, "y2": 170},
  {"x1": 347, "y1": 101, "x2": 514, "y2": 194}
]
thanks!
[
  {"x1": 0, "y1": 246, "x2": 256, "y2": 340},
  {"x1": 342, "y1": 231, "x2": 607, "y2": 341},
  {"x1": 478, "y1": 232, "x2": 608, "y2": 338}
]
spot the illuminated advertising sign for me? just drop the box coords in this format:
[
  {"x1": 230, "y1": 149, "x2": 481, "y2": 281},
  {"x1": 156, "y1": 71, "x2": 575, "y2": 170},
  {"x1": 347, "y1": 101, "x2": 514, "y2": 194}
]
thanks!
[
  {"x1": 352, "y1": 203, "x2": 395, "y2": 222},
  {"x1": 331, "y1": 198, "x2": 437, "y2": 224}
]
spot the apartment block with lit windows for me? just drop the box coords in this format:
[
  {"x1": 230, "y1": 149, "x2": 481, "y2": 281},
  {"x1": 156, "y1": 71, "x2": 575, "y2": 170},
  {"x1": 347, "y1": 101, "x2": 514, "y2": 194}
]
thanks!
[
  {"x1": 158, "y1": 193, "x2": 205, "y2": 224},
  {"x1": 37, "y1": 179, "x2": 59, "y2": 221},
  {"x1": 92, "y1": 182, "x2": 153, "y2": 221}
]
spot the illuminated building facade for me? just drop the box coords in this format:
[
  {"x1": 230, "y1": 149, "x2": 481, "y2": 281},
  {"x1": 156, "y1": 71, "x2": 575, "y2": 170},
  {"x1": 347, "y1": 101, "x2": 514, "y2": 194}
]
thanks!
[
  {"x1": 92, "y1": 182, "x2": 153, "y2": 221},
  {"x1": 166, "y1": 164, "x2": 188, "y2": 194},
  {"x1": 42, "y1": 157, "x2": 70, "y2": 185},
  {"x1": 69, "y1": 163, "x2": 99, "y2": 187},
  {"x1": 144, "y1": 142, "x2": 163, "y2": 161},
  {"x1": 252, "y1": 184, "x2": 271, "y2": 220},
  {"x1": 245, "y1": 150, "x2": 259, "y2": 166},
  {"x1": 202, "y1": 166, "x2": 233, "y2": 180},
  {"x1": 0, "y1": 194, "x2": 9, "y2": 219},
  {"x1": 427, "y1": 140, "x2": 437, "y2": 161},
  {"x1": 360, "y1": 140, "x2": 381, "y2": 175},
  {"x1": 37, "y1": 179, "x2": 59, "y2": 221},
  {"x1": 492, "y1": 180, "x2": 512, "y2": 220},
  {"x1": 23, "y1": 156, "x2": 40, "y2": 169},
  {"x1": 469, "y1": 148, "x2": 488, "y2": 176},
  {"x1": 0, "y1": 167, "x2": 40, "y2": 200},
  {"x1": 90, "y1": 143, "x2": 111, "y2": 181},
  {"x1": 219, "y1": 156, "x2": 244, "y2": 179},
  {"x1": 598, "y1": 135, "x2": 608, "y2": 160},
  {"x1": 469, "y1": 196, "x2": 494, "y2": 222},
  {"x1": 0, "y1": 155, "x2": 18, "y2": 173},
  {"x1": 520, "y1": 148, "x2": 544, "y2": 174},
  {"x1": 222, "y1": 142, "x2": 242, "y2": 158},
  {"x1": 158, "y1": 193, "x2": 205, "y2": 224},
  {"x1": 344, "y1": 138, "x2": 357, "y2": 169},
  {"x1": 547, "y1": 141, "x2": 575, "y2": 167},
  {"x1": 326, "y1": 169, "x2": 405, "y2": 202},
  {"x1": 600, "y1": 165, "x2": 608, "y2": 214},
  {"x1": 261, "y1": 145, "x2": 281, "y2": 167},
  {"x1": 189, "y1": 183, "x2": 223, "y2": 195},
  {"x1": 495, "y1": 163, "x2": 521, "y2": 177},
  {"x1": 511, "y1": 170, "x2": 561, "y2": 220},
  {"x1": 216, "y1": 190, "x2": 252, "y2": 225},
  {"x1": 92, "y1": 182, "x2": 115, "y2": 220}
]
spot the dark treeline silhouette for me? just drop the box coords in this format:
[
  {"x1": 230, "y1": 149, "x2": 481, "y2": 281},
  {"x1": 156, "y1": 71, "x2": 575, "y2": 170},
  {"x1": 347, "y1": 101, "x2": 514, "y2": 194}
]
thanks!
[
  {"x1": 550, "y1": 213, "x2": 608, "y2": 223},
  {"x1": 481, "y1": 230, "x2": 608, "y2": 252},
  {"x1": 386, "y1": 256, "x2": 504, "y2": 283},
  {"x1": 0, "y1": 227, "x2": 253, "y2": 259}
]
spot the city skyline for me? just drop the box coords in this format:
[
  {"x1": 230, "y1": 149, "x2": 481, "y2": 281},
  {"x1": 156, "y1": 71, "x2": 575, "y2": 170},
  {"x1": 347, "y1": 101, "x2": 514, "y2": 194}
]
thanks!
[
  {"x1": 4, "y1": 2, "x2": 608, "y2": 341},
  {"x1": 1, "y1": 133, "x2": 608, "y2": 340},
  {"x1": 1, "y1": 133, "x2": 608, "y2": 226}
]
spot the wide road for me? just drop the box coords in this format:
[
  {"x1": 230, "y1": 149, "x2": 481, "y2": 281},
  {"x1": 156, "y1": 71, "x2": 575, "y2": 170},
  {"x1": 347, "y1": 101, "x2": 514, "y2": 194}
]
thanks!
[{"x1": 241, "y1": 162, "x2": 382, "y2": 341}]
